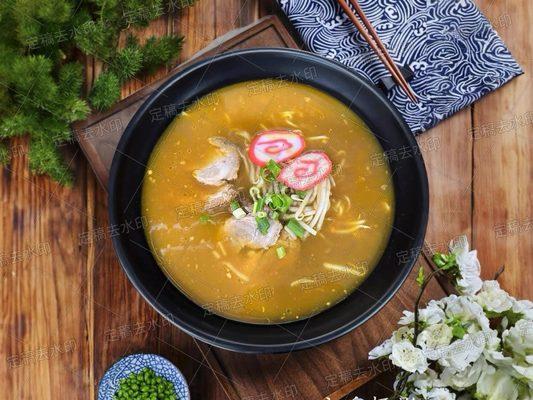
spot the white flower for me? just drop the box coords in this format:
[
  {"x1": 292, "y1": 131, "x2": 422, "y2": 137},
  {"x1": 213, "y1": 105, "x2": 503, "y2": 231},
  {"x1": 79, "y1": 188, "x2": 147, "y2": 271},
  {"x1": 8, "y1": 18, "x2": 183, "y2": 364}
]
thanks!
[
  {"x1": 416, "y1": 323, "x2": 453, "y2": 357},
  {"x1": 369, "y1": 338, "x2": 392, "y2": 360},
  {"x1": 390, "y1": 340, "x2": 428, "y2": 373},
  {"x1": 484, "y1": 348, "x2": 514, "y2": 368},
  {"x1": 442, "y1": 295, "x2": 491, "y2": 332},
  {"x1": 449, "y1": 236, "x2": 482, "y2": 295},
  {"x1": 399, "y1": 300, "x2": 445, "y2": 326},
  {"x1": 392, "y1": 326, "x2": 415, "y2": 343},
  {"x1": 475, "y1": 280, "x2": 514, "y2": 313},
  {"x1": 369, "y1": 326, "x2": 414, "y2": 360},
  {"x1": 426, "y1": 387, "x2": 456, "y2": 400},
  {"x1": 429, "y1": 331, "x2": 485, "y2": 371},
  {"x1": 475, "y1": 364, "x2": 519, "y2": 400},
  {"x1": 409, "y1": 368, "x2": 441, "y2": 389},
  {"x1": 512, "y1": 363, "x2": 533, "y2": 382},
  {"x1": 503, "y1": 319, "x2": 533, "y2": 359},
  {"x1": 512, "y1": 299, "x2": 533, "y2": 321},
  {"x1": 440, "y1": 356, "x2": 485, "y2": 390},
  {"x1": 407, "y1": 368, "x2": 445, "y2": 398}
]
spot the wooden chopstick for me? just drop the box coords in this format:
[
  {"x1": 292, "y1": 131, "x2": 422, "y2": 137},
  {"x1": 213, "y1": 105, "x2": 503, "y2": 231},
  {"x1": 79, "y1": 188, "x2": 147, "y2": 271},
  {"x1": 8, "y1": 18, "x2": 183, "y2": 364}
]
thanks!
[{"x1": 336, "y1": 0, "x2": 418, "y2": 102}]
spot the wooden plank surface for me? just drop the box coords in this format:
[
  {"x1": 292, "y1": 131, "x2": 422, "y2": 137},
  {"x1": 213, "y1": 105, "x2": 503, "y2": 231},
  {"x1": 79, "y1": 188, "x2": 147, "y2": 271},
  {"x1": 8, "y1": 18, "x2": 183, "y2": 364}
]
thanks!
[
  {"x1": 472, "y1": 0, "x2": 532, "y2": 295},
  {"x1": 0, "y1": 1, "x2": 531, "y2": 400}
]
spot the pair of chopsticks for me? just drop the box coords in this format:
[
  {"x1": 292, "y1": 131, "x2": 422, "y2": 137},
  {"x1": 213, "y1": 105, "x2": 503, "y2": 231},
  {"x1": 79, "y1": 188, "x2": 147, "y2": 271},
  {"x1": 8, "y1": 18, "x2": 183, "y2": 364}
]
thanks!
[{"x1": 336, "y1": 0, "x2": 418, "y2": 102}]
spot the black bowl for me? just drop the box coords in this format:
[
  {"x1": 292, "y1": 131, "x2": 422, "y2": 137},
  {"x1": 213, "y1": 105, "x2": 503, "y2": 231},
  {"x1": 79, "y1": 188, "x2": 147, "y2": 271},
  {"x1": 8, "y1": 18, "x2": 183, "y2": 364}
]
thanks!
[{"x1": 109, "y1": 48, "x2": 429, "y2": 353}]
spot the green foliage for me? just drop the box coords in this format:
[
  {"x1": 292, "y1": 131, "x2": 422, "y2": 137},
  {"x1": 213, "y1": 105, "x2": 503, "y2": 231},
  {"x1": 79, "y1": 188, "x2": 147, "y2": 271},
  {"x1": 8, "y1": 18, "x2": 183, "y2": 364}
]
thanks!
[
  {"x1": 58, "y1": 62, "x2": 84, "y2": 95},
  {"x1": 74, "y1": 20, "x2": 118, "y2": 59},
  {"x1": 0, "y1": 114, "x2": 39, "y2": 138},
  {"x1": 29, "y1": 137, "x2": 73, "y2": 186},
  {"x1": 0, "y1": 143, "x2": 10, "y2": 164},
  {"x1": 0, "y1": 0, "x2": 195, "y2": 184},
  {"x1": 10, "y1": 55, "x2": 58, "y2": 109},
  {"x1": 89, "y1": 71, "x2": 121, "y2": 111},
  {"x1": 432, "y1": 252, "x2": 457, "y2": 271},
  {"x1": 110, "y1": 45, "x2": 144, "y2": 82},
  {"x1": 141, "y1": 35, "x2": 184, "y2": 73}
]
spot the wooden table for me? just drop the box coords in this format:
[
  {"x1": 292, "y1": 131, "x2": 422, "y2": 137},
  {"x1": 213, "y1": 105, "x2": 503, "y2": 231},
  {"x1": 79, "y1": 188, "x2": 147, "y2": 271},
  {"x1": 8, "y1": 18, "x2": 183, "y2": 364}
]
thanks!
[{"x1": 0, "y1": 1, "x2": 531, "y2": 399}]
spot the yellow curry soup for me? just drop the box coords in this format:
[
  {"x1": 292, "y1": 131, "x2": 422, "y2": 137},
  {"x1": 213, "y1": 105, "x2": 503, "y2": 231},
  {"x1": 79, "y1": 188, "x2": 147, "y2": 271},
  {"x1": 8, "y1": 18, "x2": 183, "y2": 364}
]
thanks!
[{"x1": 142, "y1": 79, "x2": 394, "y2": 324}]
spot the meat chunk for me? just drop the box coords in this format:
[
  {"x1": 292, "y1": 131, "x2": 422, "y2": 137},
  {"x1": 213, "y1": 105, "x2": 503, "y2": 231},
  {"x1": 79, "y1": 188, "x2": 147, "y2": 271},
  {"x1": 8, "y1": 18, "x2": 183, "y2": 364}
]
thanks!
[
  {"x1": 193, "y1": 137, "x2": 240, "y2": 186},
  {"x1": 204, "y1": 184, "x2": 238, "y2": 213},
  {"x1": 223, "y1": 215, "x2": 282, "y2": 250}
]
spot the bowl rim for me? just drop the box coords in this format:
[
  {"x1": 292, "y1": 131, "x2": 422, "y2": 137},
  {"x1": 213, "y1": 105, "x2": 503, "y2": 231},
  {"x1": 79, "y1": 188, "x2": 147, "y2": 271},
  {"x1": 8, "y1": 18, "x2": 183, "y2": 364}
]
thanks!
[{"x1": 108, "y1": 47, "x2": 429, "y2": 353}]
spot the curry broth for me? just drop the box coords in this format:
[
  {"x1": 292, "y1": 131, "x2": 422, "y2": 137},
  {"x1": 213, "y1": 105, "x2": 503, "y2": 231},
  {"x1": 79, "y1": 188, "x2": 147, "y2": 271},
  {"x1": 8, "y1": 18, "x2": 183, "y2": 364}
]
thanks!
[{"x1": 142, "y1": 79, "x2": 394, "y2": 324}]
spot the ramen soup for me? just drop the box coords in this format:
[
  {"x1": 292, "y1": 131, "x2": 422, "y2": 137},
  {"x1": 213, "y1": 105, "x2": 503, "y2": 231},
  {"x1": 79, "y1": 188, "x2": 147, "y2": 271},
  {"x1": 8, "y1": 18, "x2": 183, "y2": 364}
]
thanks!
[{"x1": 142, "y1": 79, "x2": 394, "y2": 324}]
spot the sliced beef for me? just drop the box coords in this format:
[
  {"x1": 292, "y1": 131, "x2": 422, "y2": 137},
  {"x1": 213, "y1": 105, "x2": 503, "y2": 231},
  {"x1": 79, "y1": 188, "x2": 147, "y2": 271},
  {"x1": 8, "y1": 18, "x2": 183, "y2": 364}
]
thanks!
[
  {"x1": 204, "y1": 184, "x2": 238, "y2": 213},
  {"x1": 193, "y1": 137, "x2": 240, "y2": 186},
  {"x1": 223, "y1": 214, "x2": 282, "y2": 250}
]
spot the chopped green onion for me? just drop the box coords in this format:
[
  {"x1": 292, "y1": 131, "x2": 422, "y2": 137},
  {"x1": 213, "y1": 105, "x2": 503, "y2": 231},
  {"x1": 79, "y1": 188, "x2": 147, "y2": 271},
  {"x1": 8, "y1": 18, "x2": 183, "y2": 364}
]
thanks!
[
  {"x1": 270, "y1": 211, "x2": 280, "y2": 220},
  {"x1": 295, "y1": 190, "x2": 308, "y2": 198},
  {"x1": 260, "y1": 160, "x2": 283, "y2": 182},
  {"x1": 256, "y1": 216, "x2": 270, "y2": 235},
  {"x1": 253, "y1": 197, "x2": 265, "y2": 214},
  {"x1": 232, "y1": 208, "x2": 246, "y2": 219},
  {"x1": 260, "y1": 167, "x2": 276, "y2": 182},
  {"x1": 286, "y1": 219, "x2": 305, "y2": 238},
  {"x1": 276, "y1": 246, "x2": 286, "y2": 259},
  {"x1": 256, "y1": 211, "x2": 267, "y2": 219},
  {"x1": 230, "y1": 200, "x2": 241, "y2": 212},
  {"x1": 266, "y1": 159, "x2": 282, "y2": 177},
  {"x1": 199, "y1": 214, "x2": 212, "y2": 224},
  {"x1": 265, "y1": 193, "x2": 292, "y2": 213},
  {"x1": 249, "y1": 186, "x2": 261, "y2": 201},
  {"x1": 279, "y1": 194, "x2": 292, "y2": 213},
  {"x1": 266, "y1": 193, "x2": 282, "y2": 208}
]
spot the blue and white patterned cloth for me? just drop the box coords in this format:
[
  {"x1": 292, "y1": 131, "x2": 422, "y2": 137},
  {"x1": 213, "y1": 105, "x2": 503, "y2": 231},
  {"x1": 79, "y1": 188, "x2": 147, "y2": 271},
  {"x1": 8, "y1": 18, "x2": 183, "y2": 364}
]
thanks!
[{"x1": 279, "y1": 0, "x2": 523, "y2": 133}]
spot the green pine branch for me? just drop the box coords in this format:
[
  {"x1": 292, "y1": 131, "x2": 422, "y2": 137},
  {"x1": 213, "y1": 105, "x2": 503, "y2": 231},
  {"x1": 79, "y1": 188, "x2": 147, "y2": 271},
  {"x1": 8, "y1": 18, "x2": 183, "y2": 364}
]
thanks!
[
  {"x1": 89, "y1": 71, "x2": 121, "y2": 111},
  {"x1": 0, "y1": 0, "x2": 197, "y2": 184}
]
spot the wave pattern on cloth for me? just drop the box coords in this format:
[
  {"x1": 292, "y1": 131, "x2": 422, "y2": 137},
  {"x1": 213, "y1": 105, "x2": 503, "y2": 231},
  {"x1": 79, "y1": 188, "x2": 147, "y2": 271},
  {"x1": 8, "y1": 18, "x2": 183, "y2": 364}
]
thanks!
[{"x1": 279, "y1": 0, "x2": 523, "y2": 133}]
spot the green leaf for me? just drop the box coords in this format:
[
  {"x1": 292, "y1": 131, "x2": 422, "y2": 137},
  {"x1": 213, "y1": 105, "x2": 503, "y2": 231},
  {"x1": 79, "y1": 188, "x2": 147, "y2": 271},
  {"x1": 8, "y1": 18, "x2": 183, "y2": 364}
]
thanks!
[
  {"x1": 28, "y1": 137, "x2": 73, "y2": 186},
  {"x1": 140, "y1": 35, "x2": 183, "y2": 73},
  {"x1": 0, "y1": 142, "x2": 10, "y2": 164},
  {"x1": 10, "y1": 55, "x2": 58, "y2": 109},
  {"x1": 74, "y1": 20, "x2": 117, "y2": 59},
  {"x1": 432, "y1": 252, "x2": 457, "y2": 271},
  {"x1": 34, "y1": 0, "x2": 72, "y2": 23},
  {"x1": 416, "y1": 266, "x2": 425, "y2": 287},
  {"x1": 0, "y1": 113, "x2": 39, "y2": 138},
  {"x1": 110, "y1": 45, "x2": 143, "y2": 83},
  {"x1": 452, "y1": 324, "x2": 466, "y2": 339},
  {"x1": 58, "y1": 62, "x2": 85, "y2": 96},
  {"x1": 89, "y1": 71, "x2": 121, "y2": 111},
  {"x1": 58, "y1": 97, "x2": 90, "y2": 123}
]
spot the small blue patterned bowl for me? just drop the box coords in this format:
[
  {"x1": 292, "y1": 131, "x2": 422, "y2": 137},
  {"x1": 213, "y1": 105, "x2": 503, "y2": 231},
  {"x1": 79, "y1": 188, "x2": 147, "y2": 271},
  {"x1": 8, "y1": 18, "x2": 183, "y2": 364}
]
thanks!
[{"x1": 98, "y1": 353, "x2": 190, "y2": 400}]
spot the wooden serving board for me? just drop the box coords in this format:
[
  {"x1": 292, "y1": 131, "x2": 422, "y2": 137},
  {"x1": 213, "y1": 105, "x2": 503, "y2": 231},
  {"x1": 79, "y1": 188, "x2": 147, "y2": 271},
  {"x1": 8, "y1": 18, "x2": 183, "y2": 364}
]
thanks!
[{"x1": 74, "y1": 15, "x2": 448, "y2": 400}]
